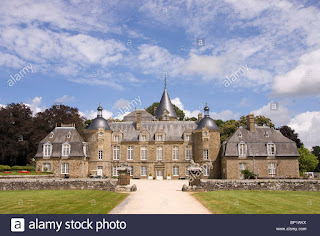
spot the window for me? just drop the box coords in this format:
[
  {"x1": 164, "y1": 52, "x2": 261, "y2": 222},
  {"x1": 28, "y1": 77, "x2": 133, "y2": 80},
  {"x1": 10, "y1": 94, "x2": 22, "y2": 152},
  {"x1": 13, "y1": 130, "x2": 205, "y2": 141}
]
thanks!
[
  {"x1": 141, "y1": 135, "x2": 147, "y2": 141},
  {"x1": 127, "y1": 146, "x2": 134, "y2": 160},
  {"x1": 114, "y1": 135, "x2": 119, "y2": 142},
  {"x1": 238, "y1": 132, "x2": 242, "y2": 138},
  {"x1": 264, "y1": 131, "x2": 269, "y2": 137},
  {"x1": 203, "y1": 164, "x2": 209, "y2": 176},
  {"x1": 164, "y1": 115, "x2": 168, "y2": 121},
  {"x1": 203, "y1": 149, "x2": 209, "y2": 160},
  {"x1": 113, "y1": 166, "x2": 118, "y2": 176},
  {"x1": 43, "y1": 163, "x2": 51, "y2": 172},
  {"x1": 98, "y1": 150, "x2": 103, "y2": 160},
  {"x1": 140, "y1": 166, "x2": 147, "y2": 176},
  {"x1": 113, "y1": 146, "x2": 120, "y2": 160},
  {"x1": 172, "y1": 147, "x2": 179, "y2": 160},
  {"x1": 204, "y1": 131, "x2": 208, "y2": 136},
  {"x1": 99, "y1": 132, "x2": 103, "y2": 136},
  {"x1": 62, "y1": 143, "x2": 71, "y2": 157},
  {"x1": 97, "y1": 166, "x2": 103, "y2": 176},
  {"x1": 186, "y1": 135, "x2": 191, "y2": 141},
  {"x1": 239, "y1": 163, "x2": 247, "y2": 179},
  {"x1": 173, "y1": 166, "x2": 179, "y2": 176},
  {"x1": 49, "y1": 132, "x2": 54, "y2": 138},
  {"x1": 130, "y1": 166, "x2": 133, "y2": 176},
  {"x1": 140, "y1": 147, "x2": 147, "y2": 160},
  {"x1": 83, "y1": 143, "x2": 87, "y2": 156},
  {"x1": 43, "y1": 143, "x2": 52, "y2": 157},
  {"x1": 268, "y1": 162, "x2": 276, "y2": 177},
  {"x1": 61, "y1": 163, "x2": 69, "y2": 174},
  {"x1": 267, "y1": 143, "x2": 276, "y2": 155},
  {"x1": 157, "y1": 147, "x2": 163, "y2": 160},
  {"x1": 185, "y1": 146, "x2": 192, "y2": 160},
  {"x1": 157, "y1": 135, "x2": 163, "y2": 141},
  {"x1": 238, "y1": 142, "x2": 247, "y2": 157},
  {"x1": 67, "y1": 132, "x2": 71, "y2": 138}
]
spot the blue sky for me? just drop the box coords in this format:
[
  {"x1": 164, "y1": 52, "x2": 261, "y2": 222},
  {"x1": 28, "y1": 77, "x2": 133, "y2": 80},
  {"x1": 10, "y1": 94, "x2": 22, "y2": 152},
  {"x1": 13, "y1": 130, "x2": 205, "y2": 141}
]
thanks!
[{"x1": 0, "y1": 0, "x2": 319, "y2": 148}]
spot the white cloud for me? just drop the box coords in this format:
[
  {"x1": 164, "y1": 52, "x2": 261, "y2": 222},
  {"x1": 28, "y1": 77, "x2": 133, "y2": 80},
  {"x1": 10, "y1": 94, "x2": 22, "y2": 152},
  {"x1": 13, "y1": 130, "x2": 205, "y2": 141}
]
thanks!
[
  {"x1": 25, "y1": 97, "x2": 46, "y2": 115},
  {"x1": 210, "y1": 110, "x2": 240, "y2": 121},
  {"x1": 55, "y1": 95, "x2": 75, "y2": 104},
  {"x1": 113, "y1": 99, "x2": 131, "y2": 110},
  {"x1": 251, "y1": 102, "x2": 290, "y2": 126},
  {"x1": 289, "y1": 111, "x2": 320, "y2": 149},
  {"x1": 171, "y1": 97, "x2": 200, "y2": 119},
  {"x1": 80, "y1": 109, "x2": 113, "y2": 120},
  {"x1": 0, "y1": 104, "x2": 5, "y2": 109},
  {"x1": 272, "y1": 49, "x2": 320, "y2": 96}
]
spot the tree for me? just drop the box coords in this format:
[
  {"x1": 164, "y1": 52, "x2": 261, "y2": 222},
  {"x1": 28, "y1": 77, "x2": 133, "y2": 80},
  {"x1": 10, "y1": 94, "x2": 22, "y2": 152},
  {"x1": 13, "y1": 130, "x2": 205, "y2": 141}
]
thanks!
[
  {"x1": 84, "y1": 119, "x2": 93, "y2": 129},
  {"x1": 255, "y1": 115, "x2": 275, "y2": 128},
  {"x1": 279, "y1": 125, "x2": 303, "y2": 148},
  {"x1": 220, "y1": 120, "x2": 239, "y2": 143},
  {"x1": 214, "y1": 119, "x2": 224, "y2": 129},
  {"x1": 34, "y1": 105, "x2": 86, "y2": 138},
  {"x1": 311, "y1": 146, "x2": 320, "y2": 172},
  {"x1": 146, "y1": 102, "x2": 185, "y2": 121},
  {"x1": 298, "y1": 146, "x2": 319, "y2": 174},
  {"x1": 0, "y1": 103, "x2": 34, "y2": 165},
  {"x1": 185, "y1": 117, "x2": 197, "y2": 121}
]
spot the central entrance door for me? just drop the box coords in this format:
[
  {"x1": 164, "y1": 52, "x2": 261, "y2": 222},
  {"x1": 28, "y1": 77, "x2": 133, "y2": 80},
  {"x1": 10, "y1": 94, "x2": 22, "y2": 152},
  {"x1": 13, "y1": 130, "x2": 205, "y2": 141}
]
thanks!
[{"x1": 156, "y1": 170, "x2": 164, "y2": 180}]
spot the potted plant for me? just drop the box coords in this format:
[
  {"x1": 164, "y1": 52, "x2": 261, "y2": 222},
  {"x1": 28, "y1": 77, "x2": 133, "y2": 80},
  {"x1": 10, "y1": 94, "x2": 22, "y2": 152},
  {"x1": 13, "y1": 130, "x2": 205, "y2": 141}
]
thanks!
[
  {"x1": 148, "y1": 173, "x2": 153, "y2": 180},
  {"x1": 167, "y1": 173, "x2": 171, "y2": 180}
]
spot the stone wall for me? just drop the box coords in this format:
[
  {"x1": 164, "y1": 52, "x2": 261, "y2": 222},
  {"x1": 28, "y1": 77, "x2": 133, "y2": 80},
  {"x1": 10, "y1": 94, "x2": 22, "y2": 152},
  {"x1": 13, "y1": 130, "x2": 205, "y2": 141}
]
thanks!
[
  {"x1": 190, "y1": 179, "x2": 320, "y2": 191},
  {"x1": 0, "y1": 178, "x2": 117, "y2": 191}
]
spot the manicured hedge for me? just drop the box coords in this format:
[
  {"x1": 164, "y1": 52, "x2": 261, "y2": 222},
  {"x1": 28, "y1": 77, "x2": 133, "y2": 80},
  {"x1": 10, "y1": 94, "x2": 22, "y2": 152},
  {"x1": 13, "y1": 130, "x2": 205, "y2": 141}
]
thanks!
[
  {"x1": 10, "y1": 166, "x2": 35, "y2": 171},
  {"x1": 0, "y1": 165, "x2": 11, "y2": 172}
]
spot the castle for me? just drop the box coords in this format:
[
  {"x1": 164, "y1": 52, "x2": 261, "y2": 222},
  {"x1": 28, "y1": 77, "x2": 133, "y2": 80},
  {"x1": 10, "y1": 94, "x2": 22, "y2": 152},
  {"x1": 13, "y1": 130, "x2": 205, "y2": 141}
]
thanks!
[{"x1": 35, "y1": 86, "x2": 300, "y2": 179}]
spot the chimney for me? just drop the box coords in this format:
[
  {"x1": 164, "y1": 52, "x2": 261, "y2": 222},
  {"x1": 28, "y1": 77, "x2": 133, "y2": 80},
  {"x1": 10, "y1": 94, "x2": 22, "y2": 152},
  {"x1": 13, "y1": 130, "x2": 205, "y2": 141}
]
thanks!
[
  {"x1": 247, "y1": 113, "x2": 255, "y2": 132},
  {"x1": 154, "y1": 106, "x2": 157, "y2": 115},
  {"x1": 198, "y1": 113, "x2": 203, "y2": 122},
  {"x1": 136, "y1": 111, "x2": 142, "y2": 131}
]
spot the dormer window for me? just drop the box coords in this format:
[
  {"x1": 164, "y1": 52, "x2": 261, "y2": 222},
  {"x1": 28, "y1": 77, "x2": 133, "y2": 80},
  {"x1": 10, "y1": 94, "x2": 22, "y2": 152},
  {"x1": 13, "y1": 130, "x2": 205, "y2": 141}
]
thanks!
[
  {"x1": 264, "y1": 132, "x2": 269, "y2": 137},
  {"x1": 49, "y1": 132, "x2": 54, "y2": 138},
  {"x1": 43, "y1": 143, "x2": 52, "y2": 157},
  {"x1": 67, "y1": 132, "x2": 71, "y2": 139},
  {"x1": 114, "y1": 135, "x2": 119, "y2": 142},
  {"x1": 186, "y1": 135, "x2": 191, "y2": 141},
  {"x1": 238, "y1": 142, "x2": 247, "y2": 157},
  {"x1": 99, "y1": 132, "x2": 103, "y2": 136},
  {"x1": 238, "y1": 132, "x2": 242, "y2": 138},
  {"x1": 141, "y1": 135, "x2": 146, "y2": 141},
  {"x1": 62, "y1": 143, "x2": 71, "y2": 157},
  {"x1": 157, "y1": 135, "x2": 163, "y2": 141},
  {"x1": 267, "y1": 143, "x2": 276, "y2": 155},
  {"x1": 204, "y1": 131, "x2": 208, "y2": 136}
]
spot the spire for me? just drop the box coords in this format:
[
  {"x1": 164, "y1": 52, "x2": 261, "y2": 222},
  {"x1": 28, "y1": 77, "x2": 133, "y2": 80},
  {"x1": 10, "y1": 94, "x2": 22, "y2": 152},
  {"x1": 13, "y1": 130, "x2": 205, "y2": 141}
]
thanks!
[
  {"x1": 164, "y1": 73, "x2": 167, "y2": 89},
  {"x1": 204, "y1": 103, "x2": 210, "y2": 117},
  {"x1": 97, "y1": 103, "x2": 103, "y2": 117},
  {"x1": 155, "y1": 83, "x2": 177, "y2": 120}
]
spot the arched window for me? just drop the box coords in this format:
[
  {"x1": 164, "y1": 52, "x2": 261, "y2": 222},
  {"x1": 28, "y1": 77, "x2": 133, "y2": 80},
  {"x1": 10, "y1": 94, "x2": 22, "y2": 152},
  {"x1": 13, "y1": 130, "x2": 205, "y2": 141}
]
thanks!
[
  {"x1": 43, "y1": 142, "x2": 52, "y2": 157},
  {"x1": 62, "y1": 143, "x2": 71, "y2": 157}
]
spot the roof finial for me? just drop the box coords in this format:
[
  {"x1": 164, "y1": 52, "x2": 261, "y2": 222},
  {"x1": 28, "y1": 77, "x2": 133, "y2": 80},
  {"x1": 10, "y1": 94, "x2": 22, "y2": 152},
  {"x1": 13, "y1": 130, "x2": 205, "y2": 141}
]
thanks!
[{"x1": 164, "y1": 72, "x2": 167, "y2": 89}]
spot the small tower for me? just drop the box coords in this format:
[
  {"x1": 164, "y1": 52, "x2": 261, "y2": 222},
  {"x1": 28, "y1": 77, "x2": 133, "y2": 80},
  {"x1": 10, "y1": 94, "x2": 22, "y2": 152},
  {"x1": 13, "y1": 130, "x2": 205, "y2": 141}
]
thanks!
[{"x1": 97, "y1": 103, "x2": 103, "y2": 117}]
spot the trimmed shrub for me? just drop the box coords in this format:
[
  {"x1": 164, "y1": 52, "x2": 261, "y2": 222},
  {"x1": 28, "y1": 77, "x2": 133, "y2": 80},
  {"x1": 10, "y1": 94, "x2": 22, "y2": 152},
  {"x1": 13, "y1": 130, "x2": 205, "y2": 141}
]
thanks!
[
  {"x1": 0, "y1": 165, "x2": 11, "y2": 172},
  {"x1": 11, "y1": 166, "x2": 35, "y2": 171}
]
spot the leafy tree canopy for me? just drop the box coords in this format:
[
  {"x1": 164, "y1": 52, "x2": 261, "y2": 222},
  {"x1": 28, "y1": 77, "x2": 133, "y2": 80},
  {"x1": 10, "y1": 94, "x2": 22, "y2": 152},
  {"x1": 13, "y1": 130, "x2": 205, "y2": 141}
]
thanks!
[
  {"x1": 279, "y1": 125, "x2": 303, "y2": 148},
  {"x1": 311, "y1": 146, "x2": 320, "y2": 172},
  {"x1": 298, "y1": 146, "x2": 319, "y2": 174}
]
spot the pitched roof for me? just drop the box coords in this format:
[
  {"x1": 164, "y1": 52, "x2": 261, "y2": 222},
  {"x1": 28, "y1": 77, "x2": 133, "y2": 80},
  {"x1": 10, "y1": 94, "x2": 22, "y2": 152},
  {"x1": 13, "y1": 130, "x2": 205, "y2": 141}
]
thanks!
[
  {"x1": 155, "y1": 88, "x2": 177, "y2": 118},
  {"x1": 35, "y1": 127, "x2": 86, "y2": 158},
  {"x1": 123, "y1": 109, "x2": 155, "y2": 122},
  {"x1": 110, "y1": 121, "x2": 197, "y2": 141},
  {"x1": 222, "y1": 126, "x2": 299, "y2": 157}
]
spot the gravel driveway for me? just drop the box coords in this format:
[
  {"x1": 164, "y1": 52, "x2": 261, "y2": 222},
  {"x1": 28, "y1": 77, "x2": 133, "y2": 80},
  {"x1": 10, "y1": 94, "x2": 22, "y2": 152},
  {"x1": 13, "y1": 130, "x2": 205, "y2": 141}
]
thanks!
[{"x1": 110, "y1": 179, "x2": 211, "y2": 214}]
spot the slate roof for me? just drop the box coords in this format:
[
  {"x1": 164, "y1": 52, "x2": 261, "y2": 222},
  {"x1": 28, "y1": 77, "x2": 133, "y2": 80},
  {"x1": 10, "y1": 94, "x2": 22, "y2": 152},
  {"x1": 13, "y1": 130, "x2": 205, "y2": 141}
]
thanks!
[
  {"x1": 221, "y1": 126, "x2": 299, "y2": 157},
  {"x1": 123, "y1": 109, "x2": 155, "y2": 122},
  {"x1": 87, "y1": 117, "x2": 111, "y2": 130},
  {"x1": 35, "y1": 127, "x2": 86, "y2": 158},
  {"x1": 155, "y1": 88, "x2": 177, "y2": 118},
  {"x1": 110, "y1": 121, "x2": 197, "y2": 141},
  {"x1": 196, "y1": 116, "x2": 220, "y2": 130}
]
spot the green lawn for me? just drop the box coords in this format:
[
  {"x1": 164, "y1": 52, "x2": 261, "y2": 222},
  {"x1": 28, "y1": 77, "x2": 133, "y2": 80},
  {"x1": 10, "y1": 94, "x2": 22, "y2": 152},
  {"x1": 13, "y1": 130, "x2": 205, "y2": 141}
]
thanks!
[
  {"x1": 194, "y1": 191, "x2": 320, "y2": 214},
  {"x1": 0, "y1": 171, "x2": 53, "y2": 176},
  {"x1": 0, "y1": 190, "x2": 128, "y2": 214}
]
